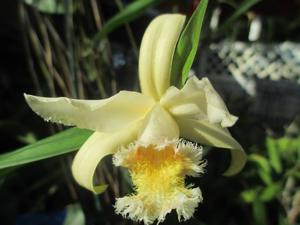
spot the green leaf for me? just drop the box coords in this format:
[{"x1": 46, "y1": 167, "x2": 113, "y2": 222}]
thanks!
[
  {"x1": 17, "y1": 132, "x2": 37, "y2": 144},
  {"x1": 266, "y1": 138, "x2": 282, "y2": 174},
  {"x1": 253, "y1": 200, "x2": 267, "y2": 225},
  {"x1": 170, "y1": 0, "x2": 208, "y2": 88},
  {"x1": 259, "y1": 183, "x2": 281, "y2": 202},
  {"x1": 0, "y1": 128, "x2": 92, "y2": 169},
  {"x1": 249, "y1": 154, "x2": 271, "y2": 174},
  {"x1": 215, "y1": 0, "x2": 262, "y2": 36},
  {"x1": 288, "y1": 136, "x2": 300, "y2": 151},
  {"x1": 249, "y1": 154, "x2": 272, "y2": 185},
  {"x1": 93, "y1": 0, "x2": 162, "y2": 49},
  {"x1": 277, "y1": 137, "x2": 290, "y2": 151},
  {"x1": 241, "y1": 189, "x2": 258, "y2": 203}
]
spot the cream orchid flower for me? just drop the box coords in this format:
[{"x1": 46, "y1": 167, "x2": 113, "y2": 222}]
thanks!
[{"x1": 25, "y1": 14, "x2": 246, "y2": 224}]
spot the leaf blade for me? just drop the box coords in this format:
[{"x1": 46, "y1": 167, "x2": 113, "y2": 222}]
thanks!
[
  {"x1": 0, "y1": 128, "x2": 92, "y2": 169},
  {"x1": 170, "y1": 0, "x2": 208, "y2": 88},
  {"x1": 266, "y1": 138, "x2": 282, "y2": 174}
]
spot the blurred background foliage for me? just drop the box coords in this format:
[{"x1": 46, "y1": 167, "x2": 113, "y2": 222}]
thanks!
[{"x1": 0, "y1": 0, "x2": 300, "y2": 224}]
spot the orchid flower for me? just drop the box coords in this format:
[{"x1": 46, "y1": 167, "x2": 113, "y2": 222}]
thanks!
[{"x1": 25, "y1": 14, "x2": 246, "y2": 224}]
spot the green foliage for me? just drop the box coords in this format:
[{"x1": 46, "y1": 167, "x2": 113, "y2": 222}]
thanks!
[
  {"x1": 252, "y1": 199, "x2": 267, "y2": 225},
  {"x1": 93, "y1": 0, "x2": 162, "y2": 49},
  {"x1": 249, "y1": 153, "x2": 272, "y2": 185},
  {"x1": 0, "y1": 128, "x2": 92, "y2": 169},
  {"x1": 266, "y1": 138, "x2": 283, "y2": 173},
  {"x1": 170, "y1": 0, "x2": 208, "y2": 88},
  {"x1": 241, "y1": 133, "x2": 300, "y2": 224}
]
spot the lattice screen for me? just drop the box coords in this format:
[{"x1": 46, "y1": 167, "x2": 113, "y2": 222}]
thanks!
[{"x1": 198, "y1": 41, "x2": 300, "y2": 95}]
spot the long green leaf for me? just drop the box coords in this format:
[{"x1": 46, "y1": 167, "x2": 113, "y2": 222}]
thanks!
[
  {"x1": 253, "y1": 199, "x2": 268, "y2": 225},
  {"x1": 93, "y1": 0, "x2": 162, "y2": 49},
  {"x1": 266, "y1": 138, "x2": 282, "y2": 174},
  {"x1": 249, "y1": 154, "x2": 272, "y2": 185},
  {"x1": 0, "y1": 128, "x2": 92, "y2": 169},
  {"x1": 170, "y1": 0, "x2": 208, "y2": 88},
  {"x1": 259, "y1": 183, "x2": 281, "y2": 202}
]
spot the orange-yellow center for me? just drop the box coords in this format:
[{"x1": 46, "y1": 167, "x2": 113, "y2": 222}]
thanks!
[
  {"x1": 124, "y1": 145, "x2": 189, "y2": 196},
  {"x1": 114, "y1": 141, "x2": 204, "y2": 224}
]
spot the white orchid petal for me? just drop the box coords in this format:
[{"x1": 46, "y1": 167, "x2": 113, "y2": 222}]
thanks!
[
  {"x1": 139, "y1": 14, "x2": 186, "y2": 100},
  {"x1": 72, "y1": 124, "x2": 140, "y2": 193},
  {"x1": 138, "y1": 105, "x2": 179, "y2": 144},
  {"x1": 24, "y1": 91, "x2": 154, "y2": 132},
  {"x1": 160, "y1": 79, "x2": 206, "y2": 119},
  {"x1": 161, "y1": 76, "x2": 237, "y2": 127},
  {"x1": 202, "y1": 78, "x2": 238, "y2": 127},
  {"x1": 169, "y1": 103, "x2": 202, "y2": 118},
  {"x1": 176, "y1": 118, "x2": 246, "y2": 176}
]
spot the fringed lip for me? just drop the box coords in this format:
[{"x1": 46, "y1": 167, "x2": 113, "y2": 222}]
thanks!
[{"x1": 113, "y1": 138, "x2": 206, "y2": 224}]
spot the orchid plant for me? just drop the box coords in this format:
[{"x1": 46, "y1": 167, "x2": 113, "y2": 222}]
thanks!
[{"x1": 24, "y1": 3, "x2": 246, "y2": 224}]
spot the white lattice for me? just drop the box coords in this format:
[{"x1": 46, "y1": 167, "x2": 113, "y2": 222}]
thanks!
[{"x1": 200, "y1": 41, "x2": 300, "y2": 95}]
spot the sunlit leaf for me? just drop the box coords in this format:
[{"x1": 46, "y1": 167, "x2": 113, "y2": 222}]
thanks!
[
  {"x1": 241, "y1": 189, "x2": 257, "y2": 203},
  {"x1": 170, "y1": 0, "x2": 208, "y2": 88},
  {"x1": 0, "y1": 128, "x2": 92, "y2": 169},
  {"x1": 277, "y1": 137, "x2": 290, "y2": 151}
]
